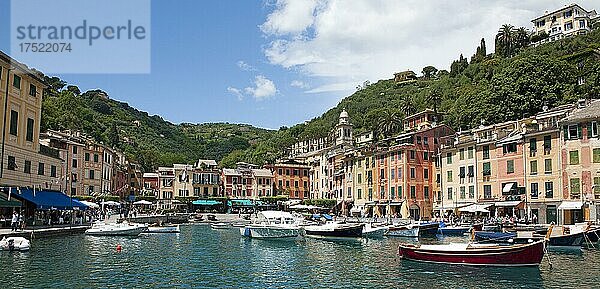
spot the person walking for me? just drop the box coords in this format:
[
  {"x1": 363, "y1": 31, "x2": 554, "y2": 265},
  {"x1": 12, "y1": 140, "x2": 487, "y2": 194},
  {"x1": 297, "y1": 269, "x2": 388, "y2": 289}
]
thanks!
[{"x1": 11, "y1": 211, "x2": 18, "y2": 232}]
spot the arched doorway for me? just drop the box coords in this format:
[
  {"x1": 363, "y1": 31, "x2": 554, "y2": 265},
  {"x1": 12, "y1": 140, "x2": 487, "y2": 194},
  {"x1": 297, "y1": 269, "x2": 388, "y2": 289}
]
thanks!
[{"x1": 410, "y1": 204, "x2": 420, "y2": 221}]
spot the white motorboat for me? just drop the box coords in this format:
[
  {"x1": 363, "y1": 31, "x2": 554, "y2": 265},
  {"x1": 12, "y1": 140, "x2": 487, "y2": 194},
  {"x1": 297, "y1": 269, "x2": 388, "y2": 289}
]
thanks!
[
  {"x1": 85, "y1": 222, "x2": 148, "y2": 236},
  {"x1": 362, "y1": 223, "x2": 388, "y2": 238},
  {"x1": 0, "y1": 237, "x2": 30, "y2": 251},
  {"x1": 240, "y1": 211, "x2": 301, "y2": 239},
  {"x1": 211, "y1": 223, "x2": 230, "y2": 229},
  {"x1": 146, "y1": 225, "x2": 180, "y2": 233}
]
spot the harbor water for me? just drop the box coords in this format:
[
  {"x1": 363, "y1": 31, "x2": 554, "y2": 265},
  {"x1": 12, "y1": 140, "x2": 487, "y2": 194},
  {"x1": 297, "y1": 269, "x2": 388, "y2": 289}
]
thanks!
[{"x1": 1, "y1": 224, "x2": 599, "y2": 288}]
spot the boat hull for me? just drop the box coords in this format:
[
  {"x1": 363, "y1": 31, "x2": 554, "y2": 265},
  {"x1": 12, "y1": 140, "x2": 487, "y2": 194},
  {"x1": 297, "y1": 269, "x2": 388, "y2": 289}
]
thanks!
[
  {"x1": 386, "y1": 226, "x2": 419, "y2": 237},
  {"x1": 549, "y1": 232, "x2": 585, "y2": 247},
  {"x1": 240, "y1": 226, "x2": 300, "y2": 238},
  {"x1": 305, "y1": 224, "x2": 364, "y2": 238},
  {"x1": 418, "y1": 223, "x2": 440, "y2": 237},
  {"x1": 586, "y1": 227, "x2": 600, "y2": 243},
  {"x1": 85, "y1": 226, "x2": 146, "y2": 236},
  {"x1": 0, "y1": 237, "x2": 30, "y2": 251},
  {"x1": 438, "y1": 227, "x2": 471, "y2": 236},
  {"x1": 474, "y1": 231, "x2": 516, "y2": 242},
  {"x1": 398, "y1": 240, "x2": 546, "y2": 266}
]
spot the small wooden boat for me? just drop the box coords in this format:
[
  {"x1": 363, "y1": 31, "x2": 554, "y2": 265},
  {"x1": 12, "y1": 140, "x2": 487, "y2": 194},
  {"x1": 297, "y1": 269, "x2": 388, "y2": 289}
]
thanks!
[
  {"x1": 0, "y1": 237, "x2": 30, "y2": 251},
  {"x1": 585, "y1": 226, "x2": 600, "y2": 243},
  {"x1": 211, "y1": 223, "x2": 229, "y2": 229},
  {"x1": 304, "y1": 222, "x2": 364, "y2": 238},
  {"x1": 438, "y1": 223, "x2": 472, "y2": 236},
  {"x1": 474, "y1": 231, "x2": 516, "y2": 242},
  {"x1": 398, "y1": 239, "x2": 546, "y2": 266},
  {"x1": 417, "y1": 222, "x2": 440, "y2": 237},
  {"x1": 385, "y1": 224, "x2": 419, "y2": 237}
]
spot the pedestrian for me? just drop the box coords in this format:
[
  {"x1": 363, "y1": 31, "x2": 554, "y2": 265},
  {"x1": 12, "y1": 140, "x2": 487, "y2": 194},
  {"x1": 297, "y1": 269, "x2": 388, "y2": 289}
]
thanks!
[{"x1": 11, "y1": 211, "x2": 18, "y2": 232}]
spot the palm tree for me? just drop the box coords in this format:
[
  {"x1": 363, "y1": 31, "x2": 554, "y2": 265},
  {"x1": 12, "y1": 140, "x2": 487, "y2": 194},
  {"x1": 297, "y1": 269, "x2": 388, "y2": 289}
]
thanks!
[
  {"x1": 377, "y1": 109, "x2": 403, "y2": 138},
  {"x1": 400, "y1": 96, "x2": 415, "y2": 116},
  {"x1": 427, "y1": 87, "x2": 443, "y2": 113},
  {"x1": 496, "y1": 24, "x2": 515, "y2": 57},
  {"x1": 515, "y1": 27, "x2": 530, "y2": 49}
]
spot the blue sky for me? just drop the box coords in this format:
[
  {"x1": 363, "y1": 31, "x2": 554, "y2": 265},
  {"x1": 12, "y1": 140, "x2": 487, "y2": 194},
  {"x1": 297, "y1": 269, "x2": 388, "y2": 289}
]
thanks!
[{"x1": 0, "y1": 0, "x2": 596, "y2": 129}]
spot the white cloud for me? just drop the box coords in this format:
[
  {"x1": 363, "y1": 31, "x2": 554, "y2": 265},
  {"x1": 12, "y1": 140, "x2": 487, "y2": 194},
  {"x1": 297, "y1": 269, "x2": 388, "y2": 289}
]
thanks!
[
  {"x1": 290, "y1": 80, "x2": 310, "y2": 89},
  {"x1": 260, "y1": 0, "x2": 322, "y2": 35},
  {"x1": 262, "y1": 0, "x2": 597, "y2": 93},
  {"x1": 227, "y1": 86, "x2": 244, "y2": 100},
  {"x1": 244, "y1": 75, "x2": 277, "y2": 100},
  {"x1": 236, "y1": 60, "x2": 255, "y2": 71}
]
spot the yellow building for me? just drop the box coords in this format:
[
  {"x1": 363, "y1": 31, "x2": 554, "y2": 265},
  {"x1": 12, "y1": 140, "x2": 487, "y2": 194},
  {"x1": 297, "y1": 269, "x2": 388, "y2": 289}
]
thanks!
[{"x1": 0, "y1": 52, "x2": 63, "y2": 190}]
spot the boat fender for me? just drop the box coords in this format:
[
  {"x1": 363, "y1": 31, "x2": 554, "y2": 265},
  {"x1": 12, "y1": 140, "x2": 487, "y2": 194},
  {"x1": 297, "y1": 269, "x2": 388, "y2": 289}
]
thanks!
[{"x1": 116, "y1": 244, "x2": 122, "y2": 253}]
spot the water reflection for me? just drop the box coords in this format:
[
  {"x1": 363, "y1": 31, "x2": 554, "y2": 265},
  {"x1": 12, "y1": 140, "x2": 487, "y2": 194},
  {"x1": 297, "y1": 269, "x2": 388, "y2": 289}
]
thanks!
[{"x1": 0, "y1": 225, "x2": 598, "y2": 288}]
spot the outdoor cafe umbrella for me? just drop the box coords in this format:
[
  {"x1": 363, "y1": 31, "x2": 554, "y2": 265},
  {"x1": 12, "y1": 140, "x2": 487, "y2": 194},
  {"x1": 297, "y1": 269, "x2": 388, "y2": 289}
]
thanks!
[
  {"x1": 80, "y1": 200, "x2": 99, "y2": 209},
  {"x1": 400, "y1": 201, "x2": 410, "y2": 219},
  {"x1": 101, "y1": 201, "x2": 121, "y2": 206},
  {"x1": 133, "y1": 200, "x2": 153, "y2": 205}
]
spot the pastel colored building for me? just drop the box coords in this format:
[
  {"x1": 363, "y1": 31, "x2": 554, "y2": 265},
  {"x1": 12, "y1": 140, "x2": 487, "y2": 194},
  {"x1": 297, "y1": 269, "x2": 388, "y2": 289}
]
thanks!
[{"x1": 531, "y1": 3, "x2": 598, "y2": 44}]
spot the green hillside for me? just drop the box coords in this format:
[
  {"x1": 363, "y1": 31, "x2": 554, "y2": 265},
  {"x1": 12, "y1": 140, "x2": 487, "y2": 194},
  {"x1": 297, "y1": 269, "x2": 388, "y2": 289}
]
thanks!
[
  {"x1": 221, "y1": 29, "x2": 600, "y2": 166},
  {"x1": 38, "y1": 28, "x2": 600, "y2": 171},
  {"x1": 40, "y1": 87, "x2": 276, "y2": 171}
]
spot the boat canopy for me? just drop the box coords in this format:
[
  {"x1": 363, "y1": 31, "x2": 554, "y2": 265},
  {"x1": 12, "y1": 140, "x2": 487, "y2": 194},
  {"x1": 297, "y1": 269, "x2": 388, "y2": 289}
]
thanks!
[
  {"x1": 558, "y1": 201, "x2": 583, "y2": 210},
  {"x1": 10, "y1": 188, "x2": 88, "y2": 210},
  {"x1": 192, "y1": 200, "x2": 221, "y2": 206},
  {"x1": 259, "y1": 210, "x2": 295, "y2": 219}
]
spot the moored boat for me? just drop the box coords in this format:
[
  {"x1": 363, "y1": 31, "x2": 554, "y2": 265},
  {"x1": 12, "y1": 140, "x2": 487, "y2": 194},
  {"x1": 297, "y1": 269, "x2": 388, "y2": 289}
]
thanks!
[
  {"x1": 85, "y1": 222, "x2": 148, "y2": 236},
  {"x1": 304, "y1": 222, "x2": 364, "y2": 239},
  {"x1": 417, "y1": 222, "x2": 440, "y2": 237},
  {"x1": 240, "y1": 211, "x2": 301, "y2": 239},
  {"x1": 0, "y1": 237, "x2": 30, "y2": 251},
  {"x1": 474, "y1": 231, "x2": 517, "y2": 242},
  {"x1": 211, "y1": 223, "x2": 230, "y2": 229},
  {"x1": 437, "y1": 223, "x2": 473, "y2": 236},
  {"x1": 397, "y1": 239, "x2": 547, "y2": 266},
  {"x1": 385, "y1": 224, "x2": 419, "y2": 237},
  {"x1": 585, "y1": 226, "x2": 600, "y2": 243},
  {"x1": 362, "y1": 223, "x2": 387, "y2": 238}
]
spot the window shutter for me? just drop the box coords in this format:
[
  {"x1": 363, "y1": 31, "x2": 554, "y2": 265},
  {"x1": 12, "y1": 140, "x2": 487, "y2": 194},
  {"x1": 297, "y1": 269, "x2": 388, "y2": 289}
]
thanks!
[
  {"x1": 587, "y1": 122, "x2": 593, "y2": 138},
  {"x1": 577, "y1": 124, "x2": 582, "y2": 139},
  {"x1": 563, "y1": 126, "x2": 568, "y2": 140}
]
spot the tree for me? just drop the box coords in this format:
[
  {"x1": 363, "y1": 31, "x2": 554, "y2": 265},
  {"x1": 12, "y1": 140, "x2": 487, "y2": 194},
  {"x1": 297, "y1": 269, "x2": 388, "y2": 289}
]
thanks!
[
  {"x1": 67, "y1": 85, "x2": 81, "y2": 95},
  {"x1": 427, "y1": 87, "x2": 443, "y2": 113},
  {"x1": 495, "y1": 24, "x2": 515, "y2": 58},
  {"x1": 471, "y1": 38, "x2": 487, "y2": 63},
  {"x1": 422, "y1": 66, "x2": 438, "y2": 79},
  {"x1": 515, "y1": 27, "x2": 530, "y2": 50},
  {"x1": 450, "y1": 54, "x2": 469, "y2": 76},
  {"x1": 376, "y1": 109, "x2": 403, "y2": 138}
]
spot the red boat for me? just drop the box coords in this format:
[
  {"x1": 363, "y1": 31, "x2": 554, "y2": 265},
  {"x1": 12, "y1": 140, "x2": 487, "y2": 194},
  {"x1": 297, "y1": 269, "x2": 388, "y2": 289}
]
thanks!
[{"x1": 397, "y1": 239, "x2": 546, "y2": 267}]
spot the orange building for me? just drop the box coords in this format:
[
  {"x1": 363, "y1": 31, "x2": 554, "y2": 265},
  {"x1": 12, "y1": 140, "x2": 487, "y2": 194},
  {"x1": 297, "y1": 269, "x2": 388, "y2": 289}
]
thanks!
[{"x1": 267, "y1": 160, "x2": 310, "y2": 200}]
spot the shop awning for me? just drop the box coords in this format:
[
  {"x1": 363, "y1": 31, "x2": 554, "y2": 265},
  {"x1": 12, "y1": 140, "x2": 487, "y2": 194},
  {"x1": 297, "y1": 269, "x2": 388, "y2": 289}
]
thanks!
[
  {"x1": 192, "y1": 200, "x2": 221, "y2": 206},
  {"x1": 11, "y1": 188, "x2": 88, "y2": 210},
  {"x1": 459, "y1": 204, "x2": 492, "y2": 213},
  {"x1": 433, "y1": 203, "x2": 472, "y2": 211},
  {"x1": 0, "y1": 192, "x2": 22, "y2": 208},
  {"x1": 558, "y1": 201, "x2": 583, "y2": 210},
  {"x1": 502, "y1": 183, "x2": 515, "y2": 193},
  {"x1": 228, "y1": 199, "x2": 254, "y2": 207},
  {"x1": 494, "y1": 200, "x2": 523, "y2": 207}
]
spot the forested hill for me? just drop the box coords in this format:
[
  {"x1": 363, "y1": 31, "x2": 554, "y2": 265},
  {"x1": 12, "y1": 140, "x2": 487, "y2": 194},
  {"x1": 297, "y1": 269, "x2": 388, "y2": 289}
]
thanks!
[
  {"x1": 220, "y1": 29, "x2": 600, "y2": 167},
  {"x1": 40, "y1": 87, "x2": 276, "y2": 171},
  {"x1": 39, "y1": 28, "x2": 600, "y2": 171}
]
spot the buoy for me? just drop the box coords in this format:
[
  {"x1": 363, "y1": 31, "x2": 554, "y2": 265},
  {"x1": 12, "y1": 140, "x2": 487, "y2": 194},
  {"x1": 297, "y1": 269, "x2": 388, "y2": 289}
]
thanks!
[{"x1": 116, "y1": 244, "x2": 122, "y2": 253}]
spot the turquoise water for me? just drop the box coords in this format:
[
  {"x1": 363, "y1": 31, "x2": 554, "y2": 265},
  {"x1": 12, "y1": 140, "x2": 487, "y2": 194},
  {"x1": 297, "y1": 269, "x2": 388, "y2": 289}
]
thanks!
[{"x1": 1, "y1": 224, "x2": 599, "y2": 288}]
